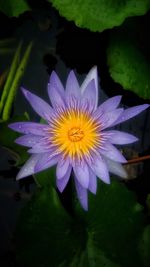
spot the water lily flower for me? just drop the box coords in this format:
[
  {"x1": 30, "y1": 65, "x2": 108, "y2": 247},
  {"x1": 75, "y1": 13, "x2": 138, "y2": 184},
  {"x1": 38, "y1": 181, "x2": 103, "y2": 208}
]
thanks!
[{"x1": 9, "y1": 67, "x2": 149, "y2": 210}]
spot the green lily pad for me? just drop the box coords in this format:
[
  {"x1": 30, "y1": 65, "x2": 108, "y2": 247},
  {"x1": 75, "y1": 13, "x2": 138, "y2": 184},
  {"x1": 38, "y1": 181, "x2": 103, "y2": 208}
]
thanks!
[
  {"x1": 0, "y1": 0, "x2": 30, "y2": 17},
  {"x1": 50, "y1": 0, "x2": 150, "y2": 32},
  {"x1": 139, "y1": 225, "x2": 150, "y2": 266},
  {"x1": 16, "y1": 187, "x2": 86, "y2": 267},
  {"x1": 16, "y1": 179, "x2": 145, "y2": 267},
  {"x1": 75, "y1": 180, "x2": 144, "y2": 267},
  {"x1": 107, "y1": 30, "x2": 150, "y2": 99},
  {"x1": 34, "y1": 166, "x2": 56, "y2": 188},
  {"x1": 16, "y1": 185, "x2": 121, "y2": 267}
]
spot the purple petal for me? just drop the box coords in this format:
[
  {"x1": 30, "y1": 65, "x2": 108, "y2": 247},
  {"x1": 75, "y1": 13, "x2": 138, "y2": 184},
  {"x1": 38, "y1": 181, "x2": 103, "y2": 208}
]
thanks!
[
  {"x1": 16, "y1": 154, "x2": 41, "y2": 180},
  {"x1": 91, "y1": 155, "x2": 110, "y2": 184},
  {"x1": 74, "y1": 178, "x2": 88, "y2": 211},
  {"x1": 15, "y1": 134, "x2": 42, "y2": 147},
  {"x1": 104, "y1": 157, "x2": 128, "y2": 179},
  {"x1": 100, "y1": 143, "x2": 127, "y2": 163},
  {"x1": 81, "y1": 66, "x2": 98, "y2": 108},
  {"x1": 82, "y1": 79, "x2": 97, "y2": 111},
  {"x1": 28, "y1": 140, "x2": 51, "y2": 153},
  {"x1": 56, "y1": 157, "x2": 70, "y2": 180},
  {"x1": 95, "y1": 108, "x2": 123, "y2": 130},
  {"x1": 106, "y1": 130, "x2": 138, "y2": 145},
  {"x1": 65, "y1": 70, "x2": 80, "y2": 99},
  {"x1": 48, "y1": 83, "x2": 65, "y2": 108},
  {"x1": 113, "y1": 104, "x2": 149, "y2": 126},
  {"x1": 73, "y1": 161, "x2": 89, "y2": 188},
  {"x1": 56, "y1": 165, "x2": 72, "y2": 192},
  {"x1": 88, "y1": 168, "x2": 97, "y2": 194},
  {"x1": 49, "y1": 71, "x2": 65, "y2": 95},
  {"x1": 97, "y1": 95, "x2": 122, "y2": 113},
  {"x1": 34, "y1": 152, "x2": 60, "y2": 173},
  {"x1": 21, "y1": 88, "x2": 53, "y2": 120},
  {"x1": 8, "y1": 122, "x2": 49, "y2": 135}
]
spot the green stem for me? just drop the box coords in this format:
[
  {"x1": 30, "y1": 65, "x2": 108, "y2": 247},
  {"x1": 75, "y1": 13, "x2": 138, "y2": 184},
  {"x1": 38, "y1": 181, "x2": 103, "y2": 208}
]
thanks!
[
  {"x1": 123, "y1": 155, "x2": 150, "y2": 165},
  {"x1": 0, "y1": 42, "x2": 22, "y2": 116},
  {"x1": 2, "y1": 42, "x2": 33, "y2": 121}
]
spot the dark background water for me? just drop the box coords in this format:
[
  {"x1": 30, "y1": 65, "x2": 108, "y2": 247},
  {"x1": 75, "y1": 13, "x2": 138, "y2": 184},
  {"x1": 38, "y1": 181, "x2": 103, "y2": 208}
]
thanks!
[{"x1": 0, "y1": 1, "x2": 150, "y2": 266}]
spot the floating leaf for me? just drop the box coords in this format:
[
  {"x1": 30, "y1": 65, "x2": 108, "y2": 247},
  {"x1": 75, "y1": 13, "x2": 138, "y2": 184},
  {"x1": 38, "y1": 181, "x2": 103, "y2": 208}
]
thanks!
[
  {"x1": 50, "y1": 0, "x2": 150, "y2": 32},
  {"x1": 34, "y1": 167, "x2": 56, "y2": 188},
  {"x1": 75, "y1": 180, "x2": 144, "y2": 267},
  {"x1": 146, "y1": 193, "x2": 150, "y2": 214},
  {"x1": 139, "y1": 225, "x2": 150, "y2": 267},
  {"x1": 0, "y1": 0, "x2": 30, "y2": 17},
  {"x1": 107, "y1": 31, "x2": 150, "y2": 99},
  {"x1": 16, "y1": 180, "x2": 145, "y2": 267},
  {"x1": 16, "y1": 187, "x2": 85, "y2": 267},
  {"x1": 2, "y1": 42, "x2": 33, "y2": 121}
]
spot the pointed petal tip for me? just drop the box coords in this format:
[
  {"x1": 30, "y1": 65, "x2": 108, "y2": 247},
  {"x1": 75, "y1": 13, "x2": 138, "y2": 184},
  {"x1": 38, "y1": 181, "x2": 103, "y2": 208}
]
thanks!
[
  {"x1": 122, "y1": 172, "x2": 128, "y2": 179},
  {"x1": 57, "y1": 186, "x2": 63, "y2": 193},
  {"x1": 115, "y1": 103, "x2": 150, "y2": 126},
  {"x1": 78, "y1": 194, "x2": 88, "y2": 211},
  {"x1": 16, "y1": 170, "x2": 29, "y2": 180},
  {"x1": 8, "y1": 123, "x2": 13, "y2": 129},
  {"x1": 69, "y1": 69, "x2": 75, "y2": 75},
  {"x1": 49, "y1": 70, "x2": 56, "y2": 80},
  {"x1": 107, "y1": 130, "x2": 139, "y2": 145},
  {"x1": 14, "y1": 138, "x2": 23, "y2": 146},
  {"x1": 27, "y1": 148, "x2": 33, "y2": 153},
  {"x1": 91, "y1": 65, "x2": 97, "y2": 72},
  {"x1": 117, "y1": 167, "x2": 128, "y2": 179},
  {"x1": 81, "y1": 66, "x2": 98, "y2": 94},
  {"x1": 145, "y1": 104, "x2": 150, "y2": 109},
  {"x1": 83, "y1": 205, "x2": 88, "y2": 211},
  {"x1": 49, "y1": 70, "x2": 63, "y2": 88},
  {"x1": 133, "y1": 136, "x2": 139, "y2": 142},
  {"x1": 50, "y1": 71, "x2": 57, "y2": 81},
  {"x1": 90, "y1": 66, "x2": 98, "y2": 80},
  {"x1": 118, "y1": 157, "x2": 127, "y2": 164},
  {"x1": 74, "y1": 178, "x2": 88, "y2": 210},
  {"x1": 117, "y1": 95, "x2": 122, "y2": 101},
  {"x1": 101, "y1": 176, "x2": 111, "y2": 184},
  {"x1": 104, "y1": 173, "x2": 111, "y2": 184},
  {"x1": 8, "y1": 122, "x2": 19, "y2": 131},
  {"x1": 21, "y1": 87, "x2": 31, "y2": 100},
  {"x1": 56, "y1": 165, "x2": 71, "y2": 193},
  {"x1": 16, "y1": 174, "x2": 24, "y2": 180},
  {"x1": 21, "y1": 86, "x2": 27, "y2": 94},
  {"x1": 65, "y1": 70, "x2": 80, "y2": 99},
  {"x1": 138, "y1": 103, "x2": 150, "y2": 112}
]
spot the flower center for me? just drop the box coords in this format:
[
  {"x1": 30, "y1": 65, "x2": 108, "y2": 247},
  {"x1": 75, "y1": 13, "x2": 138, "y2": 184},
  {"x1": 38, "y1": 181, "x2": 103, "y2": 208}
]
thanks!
[
  {"x1": 49, "y1": 108, "x2": 100, "y2": 159},
  {"x1": 68, "y1": 127, "x2": 84, "y2": 142}
]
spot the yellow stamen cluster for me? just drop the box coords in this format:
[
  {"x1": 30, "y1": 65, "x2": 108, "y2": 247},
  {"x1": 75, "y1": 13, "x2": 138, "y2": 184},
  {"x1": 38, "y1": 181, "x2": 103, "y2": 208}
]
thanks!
[{"x1": 50, "y1": 109, "x2": 100, "y2": 159}]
